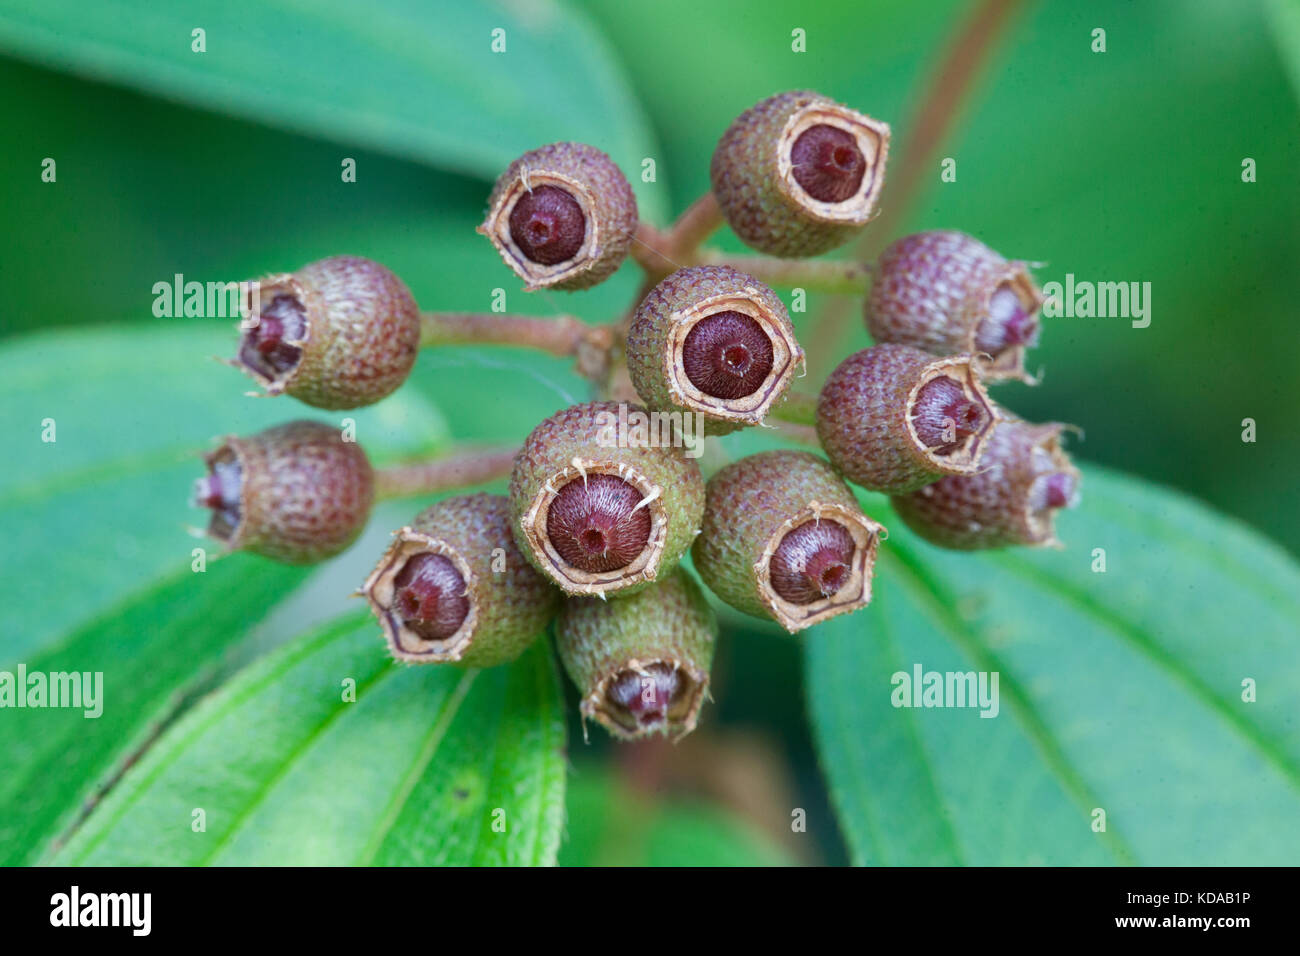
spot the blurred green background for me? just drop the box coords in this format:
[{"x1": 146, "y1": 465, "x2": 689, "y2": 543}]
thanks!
[{"x1": 0, "y1": 0, "x2": 1296, "y2": 866}]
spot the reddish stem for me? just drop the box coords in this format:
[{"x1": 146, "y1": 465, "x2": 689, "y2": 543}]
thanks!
[
  {"x1": 420, "y1": 311, "x2": 616, "y2": 381},
  {"x1": 373, "y1": 446, "x2": 518, "y2": 501}
]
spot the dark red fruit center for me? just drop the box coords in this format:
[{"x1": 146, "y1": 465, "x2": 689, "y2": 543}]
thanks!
[
  {"x1": 912, "y1": 376, "x2": 990, "y2": 455},
  {"x1": 194, "y1": 454, "x2": 243, "y2": 541},
  {"x1": 769, "y1": 520, "x2": 858, "y2": 605},
  {"x1": 1030, "y1": 471, "x2": 1077, "y2": 512},
  {"x1": 391, "y1": 552, "x2": 470, "y2": 642},
  {"x1": 682, "y1": 311, "x2": 775, "y2": 400},
  {"x1": 607, "y1": 663, "x2": 685, "y2": 728},
  {"x1": 790, "y1": 124, "x2": 866, "y2": 203},
  {"x1": 238, "y1": 294, "x2": 306, "y2": 380},
  {"x1": 508, "y1": 185, "x2": 586, "y2": 265},
  {"x1": 546, "y1": 473, "x2": 653, "y2": 573},
  {"x1": 1044, "y1": 473, "x2": 1073, "y2": 508},
  {"x1": 975, "y1": 284, "x2": 1040, "y2": 353}
]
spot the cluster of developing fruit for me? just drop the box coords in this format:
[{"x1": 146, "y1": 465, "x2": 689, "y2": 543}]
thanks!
[{"x1": 193, "y1": 91, "x2": 1079, "y2": 741}]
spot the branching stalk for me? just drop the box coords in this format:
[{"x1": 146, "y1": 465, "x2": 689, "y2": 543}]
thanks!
[
  {"x1": 630, "y1": 190, "x2": 872, "y2": 293},
  {"x1": 420, "y1": 312, "x2": 616, "y2": 382},
  {"x1": 374, "y1": 446, "x2": 519, "y2": 501}
]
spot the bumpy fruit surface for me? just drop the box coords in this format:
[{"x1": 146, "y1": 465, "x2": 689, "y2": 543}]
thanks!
[
  {"x1": 479, "y1": 142, "x2": 637, "y2": 291},
  {"x1": 627, "y1": 265, "x2": 803, "y2": 434},
  {"x1": 362, "y1": 494, "x2": 559, "y2": 667},
  {"x1": 817, "y1": 344, "x2": 996, "y2": 493},
  {"x1": 555, "y1": 568, "x2": 716, "y2": 740},
  {"x1": 866, "y1": 230, "x2": 1045, "y2": 382},
  {"x1": 891, "y1": 418, "x2": 1081, "y2": 549},
  {"x1": 194, "y1": 420, "x2": 373, "y2": 563},
  {"x1": 710, "y1": 90, "x2": 890, "y2": 256},
  {"x1": 234, "y1": 255, "x2": 420, "y2": 410},
  {"x1": 692, "y1": 450, "x2": 884, "y2": 632},
  {"x1": 509, "y1": 401, "x2": 704, "y2": 596}
]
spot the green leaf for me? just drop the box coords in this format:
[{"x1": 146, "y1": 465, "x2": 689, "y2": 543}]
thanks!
[
  {"x1": 0, "y1": 554, "x2": 309, "y2": 865},
  {"x1": 559, "y1": 768, "x2": 795, "y2": 866},
  {"x1": 806, "y1": 465, "x2": 1300, "y2": 865},
  {"x1": 0, "y1": 323, "x2": 448, "y2": 663},
  {"x1": 1266, "y1": 0, "x2": 1300, "y2": 101},
  {"x1": 0, "y1": 322, "x2": 453, "y2": 865},
  {"x1": 0, "y1": 0, "x2": 661, "y2": 199},
  {"x1": 52, "y1": 614, "x2": 567, "y2": 866}
]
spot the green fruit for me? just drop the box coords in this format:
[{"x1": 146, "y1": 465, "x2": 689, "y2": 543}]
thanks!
[
  {"x1": 234, "y1": 255, "x2": 420, "y2": 410},
  {"x1": 479, "y1": 142, "x2": 637, "y2": 291},
  {"x1": 362, "y1": 494, "x2": 560, "y2": 667},
  {"x1": 509, "y1": 401, "x2": 704, "y2": 596},
  {"x1": 891, "y1": 418, "x2": 1081, "y2": 550},
  {"x1": 692, "y1": 450, "x2": 884, "y2": 632},
  {"x1": 710, "y1": 90, "x2": 890, "y2": 257},
  {"x1": 817, "y1": 344, "x2": 996, "y2": 493},
  {"x1": 867, "y1": 230, "x2": 1045, "y2": 383},
  {"x1": 555, "y1": 568, "x2": 716, "y2": 740},
  {"x1": 627, "y1": 265, "x2": 803, "y2": 435},
  {"x1": 193, "y1": 420, "x2": 373, "y2": 564}
]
